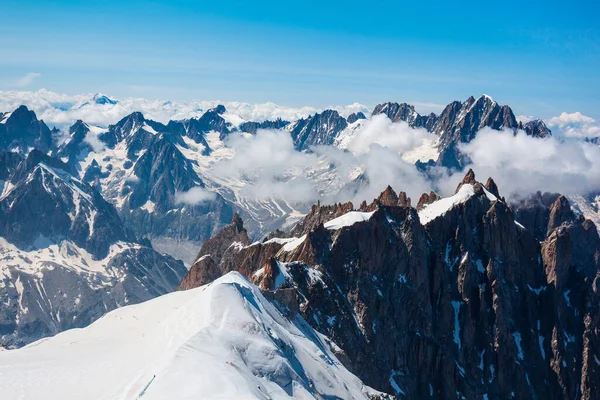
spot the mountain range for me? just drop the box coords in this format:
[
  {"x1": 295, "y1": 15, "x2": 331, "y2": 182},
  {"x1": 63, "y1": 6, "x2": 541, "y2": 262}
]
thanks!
[{"x1": 0, "y1": 93, "x2": 599, "y2": 399}]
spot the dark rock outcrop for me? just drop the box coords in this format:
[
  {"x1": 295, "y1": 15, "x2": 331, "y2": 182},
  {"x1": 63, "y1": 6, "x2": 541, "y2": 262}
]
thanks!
[
  {"x1": 347, "y1": 111, "x2": 367, "y2": 124},
  {"x1": 179, "y1": 170, "x2": 600, "y2": 399},
  {"x1": 0, "y1": 106, "x2": 53, "y2": 154},
  {"x1": 519, "y1": 119, "x2": 552, "y2": 138},
  {"x1": 372, "y1": 102, "x2": 433, "y2": 128},
  {"x1": 239, "y1": 118, "x2": 290, "y2": 134}
]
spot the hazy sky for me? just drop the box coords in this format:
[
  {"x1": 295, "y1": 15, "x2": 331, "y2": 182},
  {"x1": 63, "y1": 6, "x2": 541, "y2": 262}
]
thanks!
[{"x1": 1, "y1": 0, "x2": 598, "y2": 118}]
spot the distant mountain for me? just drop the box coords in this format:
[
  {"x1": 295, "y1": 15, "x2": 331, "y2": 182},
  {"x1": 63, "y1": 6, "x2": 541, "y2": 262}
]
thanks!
[
  {"x1": 179, "y1": 170, "x2": 600, "y2": 399},
  {"x1": 372, "y1": 95, "x2": 552, "y2": 169},
  {"x1": 91, "y1": 93, "x2": 118, "y2": 105},
  {"x1": 239, "y1": 118, "x2": 290, "y2": 134},
  {"x1": 372, "y1": 102, "x2": 436, "y2": 130},
  {"x1": 53, "y1": 110, "x2": 235, "y2": 264},
  {"x1": 347, "y1": 111, "x2": 367, "y2": 124},
  {"x1": 0, "y1": 150, "x2": 186, "y2": 348},
  {"x1": 290, "y1": 109, "x2": 348, "y2": 151}
]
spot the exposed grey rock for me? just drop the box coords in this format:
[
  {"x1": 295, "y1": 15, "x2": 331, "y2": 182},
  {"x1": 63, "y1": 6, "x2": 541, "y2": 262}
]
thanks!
[
  {"x1": 290, "y1": 110, "x2": 348, "y2": 151},
  {"x1": 347, "y1": 112, "x2": 367, "y2": 124},
  {"x1": 239, "y1": 118, "x2": 290, "y2": 134}
]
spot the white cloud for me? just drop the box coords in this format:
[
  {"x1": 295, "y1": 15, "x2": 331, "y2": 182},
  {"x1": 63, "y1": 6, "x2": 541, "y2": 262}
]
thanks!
[
  {"x1": 210, "y1": 120, "x2": 435, "y2": 207},
  {"x1": 83, "y1": 132, "x2": 106, "y2": 153},
  {"x1": 175, "y1": 186, "x2": 217, "y2": 205},
  {"x1": 11, "y1": 72, "x2": 41, "y2": 88},
  {"x1": 0, "y1": 89, "x2": 369, "y2": 129},
  {"x1": 211, "y1": 129, "x2": 323, "y2": 203},
  {"x1": 448, "y1": 128, "x2": 600, "y2": 200},
  {"x1": 548, "y1": 112, "x2": 600, "y2": 138},
  {"x1": 342, "y1": 114, "x2": 438, "y2": 159}
]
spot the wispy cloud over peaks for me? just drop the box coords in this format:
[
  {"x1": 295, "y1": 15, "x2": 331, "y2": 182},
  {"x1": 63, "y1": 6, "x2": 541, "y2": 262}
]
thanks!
[{"x1": 11, "y1": 72, "x2": 41, "y2": 88}]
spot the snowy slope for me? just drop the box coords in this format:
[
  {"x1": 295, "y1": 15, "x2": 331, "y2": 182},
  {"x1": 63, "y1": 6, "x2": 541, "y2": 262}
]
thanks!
[{"x1": 0, "y1": 272, "x2": 386, "y2": 400}]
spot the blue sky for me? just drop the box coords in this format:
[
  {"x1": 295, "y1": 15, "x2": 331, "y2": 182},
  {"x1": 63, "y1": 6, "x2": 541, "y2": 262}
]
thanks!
[{"x1": 0, "y1": 0, "x2": 599, "y2": 118}]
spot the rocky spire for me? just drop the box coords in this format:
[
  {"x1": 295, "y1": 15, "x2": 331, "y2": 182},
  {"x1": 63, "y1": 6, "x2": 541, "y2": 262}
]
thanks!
[
  {"x1": 397, "y1": 191, "x2": 411, "y2": 207},
  {"x1": 485, "y1": 177, "x2": 500, "y2": 198},
  {"x1": 377, "y1": 185, "x2": 399, "y2": 206},
  {"x1": 231, "y1": 212, "x2": 244, "y2": 232},
  {"x1": 416, "y1": 191, "x2": 441, "y2": 210},
  {"x1": 455, "y1": 168, "x2": 477, "y2": 193},
  {"x1": 547, "y1": 195, "x2": 576, "y2": 234}
]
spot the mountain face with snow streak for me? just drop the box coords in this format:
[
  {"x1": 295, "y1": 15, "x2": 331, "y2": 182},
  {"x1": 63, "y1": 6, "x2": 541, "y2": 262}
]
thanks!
[
  {"x1": 180, "y1": 170, "x2": 600, "y2": 399},
  {"x1": 0, "y1": 105, "x2": 53, "y2": 154},
  {"x1": 53, "y1": 108, "x2": 235, "y2": 264},
  {"x1": 289, "y1": 109, "x2": 348, "y2": 151},
  {"x1": 371, "y1": 95, "x2": 552, "y2": 170},
  {"x1": 0, "y1": 272, "x2": 390, "y2": 400},
  {"x1": 0, "y1": 149, "x2": 186, "y2": 348}
]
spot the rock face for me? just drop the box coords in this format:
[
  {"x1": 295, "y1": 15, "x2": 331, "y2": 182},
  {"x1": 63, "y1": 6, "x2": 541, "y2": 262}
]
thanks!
[
  {"x1": 372, "y1": 95, "x2": 551, "y2": 170},
  {"x1": 347, "y1": 112, "x2": 367, "y2": 124},
  {"x1": 0, "y1": 150, "x2": 187, "y2": 348},
  {"x1": 372, "y1": 102, "x2": 434, "y2": 129},
  {"x1": 239, "y1": 118, "x2": 290, "y2": 134},
  {"x1": 0, "y1": 106, "x2": 53, "y2": 154},
  {"x1": 0, "y1": 150, "x2": 128, "y2": 258},
  {"x1": 290, "y1": 109, "x2": 348, "y2": 151},
  {"x1": 179, "y1": 171, "x2": 600, "y2": 399},
  {"x1": 519, "y1": 119, "x2": 552, "y2": 138}
]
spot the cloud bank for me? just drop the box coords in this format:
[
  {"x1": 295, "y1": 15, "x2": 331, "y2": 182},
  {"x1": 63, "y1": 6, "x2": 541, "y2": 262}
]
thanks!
[
  {"x1": 447, "y1": 128, "x2": 600, "y2": 200},
  {"x1": 0, "y1": 89, "x2": 369, "y2": 129},
  {"x1": 212, "y1": 122, "x2": 600, "y2": 210}
]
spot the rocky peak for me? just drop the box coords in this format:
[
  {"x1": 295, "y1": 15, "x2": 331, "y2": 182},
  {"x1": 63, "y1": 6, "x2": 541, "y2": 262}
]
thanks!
[
  {"x1": 519, "y1": 118, "x2": 552, "y2": 138},
  {"x1": 455, "y1": 168, "x2": 477, "y2": 193},
  {"x1": 346, "y1": 111, "x2": 366, "y2": 124},
  {"x1": 100, "y1": 112, "x2": 147, "y2": 148},
  {"x1": 231, "y1": 212, "x2": 244, "y2": 232},
  {"x1": 187, "y1": 107, "x2": 231, "y2": 140},
  {"x1": 290, "y1": 109, "x2": 348, "y2": 151},
  {"x1": 238, "y1": 118, "x2": 290, "y2": 134},
  {"x1": 0, "y1": 105, "x2": 52, "y2": 153},
  {"x1": 0, "y1": 151, "x2": 132, "y2": 258},
  {"x1": 547, "y1": 195, "x2": 576, "y2": 233},
  {"x1": 192, "y1": 212, "x2": 250, "y2": 265},
  {"x1": 485, "y1": 177, "x2": 500, "y2": 198},
  {"x1": 432, "y1": 95, "x2": 519, "y2": 169},
  {"x1": 290, "y1": 200, "x2": 354, "y2": 236},
  {"x1": 211, "y1": 104, "x2": 226, "y2": 115},
  {"x1": 92, "y1": 93, "x2": 118, "y2": 105},
  {"x1": 371, "y1": 102, "x2": 431, "y2": 129},
  {"x1": 376, "y1": 185, "x2": 399, "y2": 206},
  {"x1": 128, "y1": 136, "x2": 204, "y2": 210},
  {"x1": 416, "y1": 190, "x2": 441, "y2": 210}
]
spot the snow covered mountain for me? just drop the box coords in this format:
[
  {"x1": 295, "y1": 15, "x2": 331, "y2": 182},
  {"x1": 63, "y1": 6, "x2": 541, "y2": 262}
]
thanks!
[
  {"x1": 0, "y1": 272, "x2": 390, "y2": 400},
  {"x1": 0, "y1": 149, "x2": 186, "y2": 348}
]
